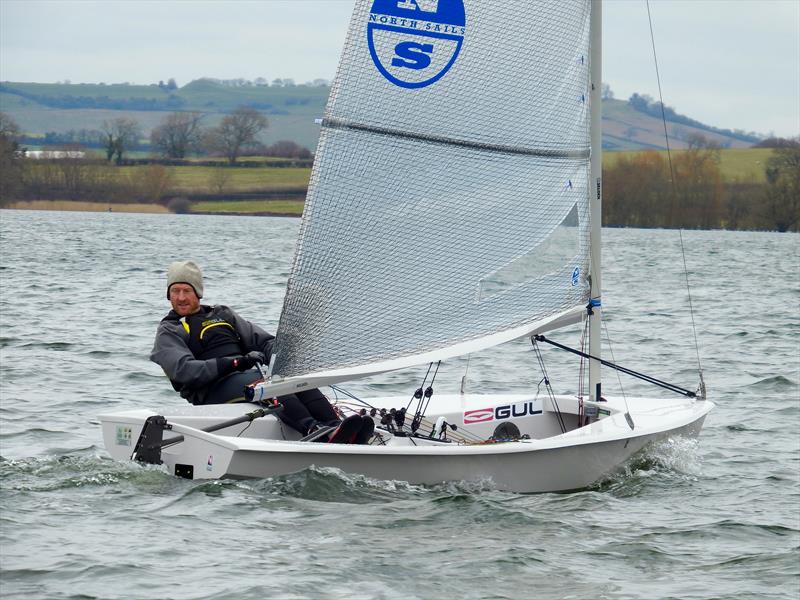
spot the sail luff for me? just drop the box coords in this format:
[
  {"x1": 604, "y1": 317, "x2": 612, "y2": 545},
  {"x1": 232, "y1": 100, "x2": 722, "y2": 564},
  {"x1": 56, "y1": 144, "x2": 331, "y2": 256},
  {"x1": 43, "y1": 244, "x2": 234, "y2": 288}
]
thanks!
[{"x1": 589, "y1": 0, "x2": 603, "y2": 401}]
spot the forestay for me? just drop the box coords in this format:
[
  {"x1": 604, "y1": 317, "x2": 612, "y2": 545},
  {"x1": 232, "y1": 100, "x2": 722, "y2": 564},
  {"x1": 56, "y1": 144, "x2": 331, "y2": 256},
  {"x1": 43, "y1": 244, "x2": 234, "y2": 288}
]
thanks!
[{"x1": 272, "y1": 0, "x2": 593, "y2": 380}]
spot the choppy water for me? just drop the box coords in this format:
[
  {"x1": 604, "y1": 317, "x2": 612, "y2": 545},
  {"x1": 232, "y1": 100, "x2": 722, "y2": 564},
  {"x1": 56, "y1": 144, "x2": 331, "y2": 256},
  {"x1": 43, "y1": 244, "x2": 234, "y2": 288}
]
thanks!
[{"x1": 0, "y1": 209, "x2": 798, "y2": 600}]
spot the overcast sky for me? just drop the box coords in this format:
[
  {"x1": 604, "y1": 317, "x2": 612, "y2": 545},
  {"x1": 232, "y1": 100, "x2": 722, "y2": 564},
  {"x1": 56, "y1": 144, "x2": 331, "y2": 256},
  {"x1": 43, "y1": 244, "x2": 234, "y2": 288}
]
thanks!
[{"x1": 1, "y1": 0, "x2": 798, "y2": 137}]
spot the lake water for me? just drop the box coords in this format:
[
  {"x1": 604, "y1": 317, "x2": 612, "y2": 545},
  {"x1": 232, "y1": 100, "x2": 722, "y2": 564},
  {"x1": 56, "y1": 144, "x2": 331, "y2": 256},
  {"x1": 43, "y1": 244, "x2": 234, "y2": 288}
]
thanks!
[{"x1": 0, "y1": 209, "x2": 798, "y2": 600}]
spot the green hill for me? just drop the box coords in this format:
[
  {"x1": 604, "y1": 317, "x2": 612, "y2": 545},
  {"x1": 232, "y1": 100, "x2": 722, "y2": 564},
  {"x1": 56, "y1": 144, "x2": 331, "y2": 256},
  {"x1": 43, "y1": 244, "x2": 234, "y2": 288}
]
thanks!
[
  {"x1": 0, "y1": 79, "x2": 760, "y2": 152},
  {"x1": 0, "y1": 79, "x2": 328, "y2": 150}
]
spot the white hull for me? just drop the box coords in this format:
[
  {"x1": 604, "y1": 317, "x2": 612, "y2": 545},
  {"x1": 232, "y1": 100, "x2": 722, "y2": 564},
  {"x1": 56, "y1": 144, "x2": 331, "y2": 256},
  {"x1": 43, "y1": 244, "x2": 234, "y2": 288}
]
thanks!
[{"x1": 100, "y1": 393, "x2": 713, "y2": 493}]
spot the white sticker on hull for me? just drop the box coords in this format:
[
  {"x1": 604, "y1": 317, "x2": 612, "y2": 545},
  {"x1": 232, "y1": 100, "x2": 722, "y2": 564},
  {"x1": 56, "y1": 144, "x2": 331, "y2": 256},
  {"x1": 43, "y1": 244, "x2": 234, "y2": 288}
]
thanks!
[{"x1": 116, "y1": 426, "x2": 132, "y2": 446}]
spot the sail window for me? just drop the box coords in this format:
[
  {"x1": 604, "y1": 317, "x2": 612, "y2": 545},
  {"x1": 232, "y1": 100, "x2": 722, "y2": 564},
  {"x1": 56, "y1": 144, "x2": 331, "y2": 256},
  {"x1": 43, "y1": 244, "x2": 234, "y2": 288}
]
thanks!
[{"x1": 478, "y1": 203, "x2": 580, "y2": 300}]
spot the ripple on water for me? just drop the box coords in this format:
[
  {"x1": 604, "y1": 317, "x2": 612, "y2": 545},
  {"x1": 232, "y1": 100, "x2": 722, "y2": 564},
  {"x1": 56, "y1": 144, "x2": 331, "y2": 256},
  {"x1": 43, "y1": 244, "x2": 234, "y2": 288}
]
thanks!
[
  {"x1": 245, "y1": 465, "x2": 428, "y2": 504},
  {"x1": 745, "y1": 375, "x2": 798, "y2": 391},
  {"x1": 1, "y1": 215, "x2": 798, "y2": 600}
]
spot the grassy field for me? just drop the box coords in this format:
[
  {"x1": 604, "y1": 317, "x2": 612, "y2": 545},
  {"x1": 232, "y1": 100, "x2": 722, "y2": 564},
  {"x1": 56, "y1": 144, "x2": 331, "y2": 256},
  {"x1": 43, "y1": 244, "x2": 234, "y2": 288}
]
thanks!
[
  {"x1": 713, "y1": 148, "x2": 775, "y2": 182},
  {"x1": 191, "y1": 200, "x2": 304, "y2": 215},
  {"x1": 125, "y1": 165, "x2": 311, "y2": 192},
  {"x1": 5, "y1": 200, "x2": 169, "y2": 213},
  {"x1": 3, "y1": 199, "x2": 304, "y2": 216},
  {"x1": 7, "y1": 147, "x2": 774, "y2": 218},
  {"x1": 603, "y1": 147, "x2": 774, "y2": 183}
]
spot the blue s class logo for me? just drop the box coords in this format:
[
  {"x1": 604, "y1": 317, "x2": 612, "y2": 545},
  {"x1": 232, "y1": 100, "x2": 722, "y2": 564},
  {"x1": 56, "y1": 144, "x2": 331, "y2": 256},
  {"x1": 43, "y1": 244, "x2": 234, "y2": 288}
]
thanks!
[{"x1": 367, "y1": 0, "x2": 466, "y2": 89}]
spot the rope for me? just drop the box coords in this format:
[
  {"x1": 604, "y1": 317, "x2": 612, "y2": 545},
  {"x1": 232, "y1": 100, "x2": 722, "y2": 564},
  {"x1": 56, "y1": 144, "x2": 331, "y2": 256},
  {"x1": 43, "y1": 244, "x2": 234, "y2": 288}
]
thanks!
[
  {"x1": 331, "y1": 376, "x2": 488, "y2": 445},
  {"x1": 331, "y1": 397, "x2": 486, "y2": 445},
  {"x1": 679, "y1": 229, "x2": 705, "y2": 378},
  {"x1": 411, "y1": 361, "x2": 440, "y2": 432},
  {"x1": 406, "y1": 362, "x2": 433, "y2": 412},
  {"x1": 646, "y1": 0, "x2": 705, "y2": 392},
  {"x1": 531, "y1": 338, "x2": 566, "y2": 433},
  {"x1": 601, "y1": 320, "x2": 627, "y2": 404},
  {"x1": 602, "y1": 319, "x2": 635, "y2": 429},
  {"x1": 330, "y1": 384, "x2": 375, "y2": 409},
  {"x1": 645, "y1": 0, "x2": 677, "y2": 205}
]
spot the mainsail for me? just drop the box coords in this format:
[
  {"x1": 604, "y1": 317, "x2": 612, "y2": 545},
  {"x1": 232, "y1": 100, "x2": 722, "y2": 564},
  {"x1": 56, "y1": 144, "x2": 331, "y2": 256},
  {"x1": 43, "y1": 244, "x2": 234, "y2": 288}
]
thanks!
[{"x1": 272, "y1": 0, "x2": 593, "y2": 380}]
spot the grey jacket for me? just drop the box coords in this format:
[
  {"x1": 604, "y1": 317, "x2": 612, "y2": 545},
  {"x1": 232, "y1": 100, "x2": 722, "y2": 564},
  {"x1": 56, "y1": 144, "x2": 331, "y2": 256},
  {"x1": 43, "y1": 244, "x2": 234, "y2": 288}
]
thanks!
[{"x1": 150, "y1": 305, "x2": 275, "y2": 405}]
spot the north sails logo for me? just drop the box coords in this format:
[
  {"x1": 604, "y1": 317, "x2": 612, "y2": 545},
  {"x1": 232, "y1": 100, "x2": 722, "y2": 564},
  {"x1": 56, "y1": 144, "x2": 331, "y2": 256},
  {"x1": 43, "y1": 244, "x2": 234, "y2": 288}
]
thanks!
[{"x1": 367, "y1": 0, "x2": 466, "y2": 89}]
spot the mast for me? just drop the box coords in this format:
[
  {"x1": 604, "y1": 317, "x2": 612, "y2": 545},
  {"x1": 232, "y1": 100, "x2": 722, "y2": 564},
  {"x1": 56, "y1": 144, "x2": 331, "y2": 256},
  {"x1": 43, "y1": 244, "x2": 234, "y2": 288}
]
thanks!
[{"x1": 589, "y1": 0, "x2": 603, "y2": 402}]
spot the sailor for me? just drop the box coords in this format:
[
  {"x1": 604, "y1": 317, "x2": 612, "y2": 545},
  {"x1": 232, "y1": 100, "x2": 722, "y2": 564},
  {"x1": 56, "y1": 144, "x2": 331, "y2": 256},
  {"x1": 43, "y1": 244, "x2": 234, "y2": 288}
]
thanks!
[{"x1": 150, "y1": 260, "x2": 373, "y2": 443}]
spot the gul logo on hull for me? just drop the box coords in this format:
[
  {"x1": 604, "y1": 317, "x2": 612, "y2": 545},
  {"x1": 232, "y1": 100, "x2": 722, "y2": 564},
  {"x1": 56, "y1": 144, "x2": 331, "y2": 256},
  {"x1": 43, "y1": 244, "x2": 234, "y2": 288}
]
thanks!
[
  {"x1": 463, "y1": 408, "x2": 494, "y2": 423},
  {"x1": 367, "y1": 0, "x2": 466, "y2": 89},
  {"x1": 464, "y1": 401, "x2": 543, "y2": 424}
]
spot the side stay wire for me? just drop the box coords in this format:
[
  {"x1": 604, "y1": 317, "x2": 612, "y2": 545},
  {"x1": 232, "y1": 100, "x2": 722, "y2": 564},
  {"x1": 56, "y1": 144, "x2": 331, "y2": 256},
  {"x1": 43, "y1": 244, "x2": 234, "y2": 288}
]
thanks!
[{"x1": 646, "y1": 0, "x2": 705, "y2": 395}]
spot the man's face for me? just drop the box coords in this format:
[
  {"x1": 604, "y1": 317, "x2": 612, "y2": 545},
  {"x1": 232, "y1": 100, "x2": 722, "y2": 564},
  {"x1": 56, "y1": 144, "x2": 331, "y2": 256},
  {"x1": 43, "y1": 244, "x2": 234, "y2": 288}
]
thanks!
[{"x1": 169, "y1": 283, "x2": 201, "y2": 317}]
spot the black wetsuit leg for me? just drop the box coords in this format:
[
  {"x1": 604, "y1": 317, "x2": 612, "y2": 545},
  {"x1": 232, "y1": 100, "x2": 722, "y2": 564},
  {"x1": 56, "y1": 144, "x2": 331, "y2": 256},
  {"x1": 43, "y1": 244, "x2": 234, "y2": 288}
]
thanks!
[
  {"x1": 203, "y1": 369, "x2": 262, "y2": 404},
  {"x1": 203, "y1": 373, "x2": 336, "y2": 436},
  {"x1": 273, "y1": 389, "x2": 339, "y2": 435},
  {"x1": 296, "y1": 389, "x2": 339, "y2": 423},
  {"x1": 273, "y1": 393, "x2": 319, "y2": 434}
]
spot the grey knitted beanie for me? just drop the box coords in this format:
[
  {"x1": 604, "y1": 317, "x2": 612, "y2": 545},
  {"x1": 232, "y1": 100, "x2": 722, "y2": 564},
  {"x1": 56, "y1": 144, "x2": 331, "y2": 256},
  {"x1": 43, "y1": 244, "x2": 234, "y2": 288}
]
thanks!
[{"x1": 166, "y1": 260, "x2": 204, "y2": 299}]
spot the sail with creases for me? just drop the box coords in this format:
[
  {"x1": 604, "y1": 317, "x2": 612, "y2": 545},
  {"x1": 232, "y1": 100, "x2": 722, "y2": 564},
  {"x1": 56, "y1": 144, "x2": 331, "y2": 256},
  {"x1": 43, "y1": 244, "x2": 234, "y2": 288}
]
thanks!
[{"x1": 272, "y1": 0, "x2": 593, "y2": 379}]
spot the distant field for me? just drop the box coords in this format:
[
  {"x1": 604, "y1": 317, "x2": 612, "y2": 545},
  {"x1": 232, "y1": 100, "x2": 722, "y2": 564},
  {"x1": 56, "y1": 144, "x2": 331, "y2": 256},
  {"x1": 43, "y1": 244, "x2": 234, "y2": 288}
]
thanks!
[
  {"x1": 5, "y1": 200, "x2": 169, "y2": 213},
  {"x1": 603, "y1": 147, "x2": 774, "y2": 183},
  {"x1": 713, "y1": 148, "x2": 775, "y2": 182},
  {"x1": 182, "y1": 156, "x2": 306, "y2": 164},
  {"x1": 3, "y1": 199, "x2": 304, "y2": 216},
  {"x1": 191, "y1": 200, "x2": 304, "y2": 215},
  {"x1": 123, "y1": 165, "x2": 311, "y2": 192}
]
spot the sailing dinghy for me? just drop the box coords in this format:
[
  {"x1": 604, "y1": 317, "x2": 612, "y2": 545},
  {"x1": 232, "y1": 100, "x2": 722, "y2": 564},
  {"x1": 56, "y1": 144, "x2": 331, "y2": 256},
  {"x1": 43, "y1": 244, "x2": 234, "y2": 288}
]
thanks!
[{"x1": 100, "y1": 0, "x2": 713, "y2": 493}]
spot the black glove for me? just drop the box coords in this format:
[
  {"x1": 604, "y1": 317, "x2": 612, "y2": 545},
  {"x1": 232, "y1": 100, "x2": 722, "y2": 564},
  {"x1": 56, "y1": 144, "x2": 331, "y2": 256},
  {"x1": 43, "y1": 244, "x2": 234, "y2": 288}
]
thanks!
[{"x1": 234, "y1": 351, "x2": 266, "y2": 371}]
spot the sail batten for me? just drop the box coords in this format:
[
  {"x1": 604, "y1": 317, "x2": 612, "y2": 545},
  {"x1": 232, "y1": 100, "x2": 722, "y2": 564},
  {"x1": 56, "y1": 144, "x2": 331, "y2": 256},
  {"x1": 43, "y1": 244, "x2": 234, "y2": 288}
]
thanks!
[
  {"x1": 323, "y1": 117, "x2": 590, "y2": 159},
  {"x1": 272, "y1": 1, "x2": 593, "y2": 379}
]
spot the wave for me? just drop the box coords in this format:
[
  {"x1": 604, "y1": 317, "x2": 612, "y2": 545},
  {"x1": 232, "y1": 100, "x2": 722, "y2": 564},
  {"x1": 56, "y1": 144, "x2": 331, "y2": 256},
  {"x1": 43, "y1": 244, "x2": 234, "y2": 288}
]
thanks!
[
  {"x1": 17, "y1": 341, "x2": 74, "y2": 351},
  {"x1": 249, "y1": 465, "x2": 427, "y2": 503},
  {"x1": 0, "y1": 427, "x2": 73, "y2": 441},
  {"x1": 745, "y1": 375, "x2": 798, "y2": 391},
  {"x1": 593, "y1": 436, "x2": 703, "y2": 495},
  {"x1": 0, "y1": 452, "x2": 171, "y2": 492},
  {"x1": 725, "y1": 423, "x2": 765, "y2": 432}
]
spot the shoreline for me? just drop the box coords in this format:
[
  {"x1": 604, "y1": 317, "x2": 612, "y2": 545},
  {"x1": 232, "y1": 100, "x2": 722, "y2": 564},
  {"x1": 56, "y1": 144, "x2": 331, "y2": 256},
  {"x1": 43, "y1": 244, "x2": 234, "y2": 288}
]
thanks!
[
  {"x1": 2, "y1": 202, "x2": 793, "y2": 232},
  {"x1": 2, "y1": 200, "x2": 302, "y2": 217}
]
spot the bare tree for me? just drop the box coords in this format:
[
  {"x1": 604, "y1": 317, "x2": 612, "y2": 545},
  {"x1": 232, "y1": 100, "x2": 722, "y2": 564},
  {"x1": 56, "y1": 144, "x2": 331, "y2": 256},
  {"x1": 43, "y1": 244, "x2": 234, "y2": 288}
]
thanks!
[
  {"x1": 208, "y1": 167, "x2": 231, "y2": 195},
  {"x1": 0, "y1": 112, "x2": 20, "y2": 139},
  {"x1": 204, "y1": 107, "x2": 268, "y2": 164},
  {"x1": 0, "y1": 112, "x2": 24, "y2": 204},
  {"x1": 763, "y1": 143, "x2": 800, "y2": 232},
  {"x1": 100, "y1": 118, "x2": 141, "y2": 164},
  {"x1": 265, "y1": 140, "x2": 312, "y2": 159},
  {"x1": 151, "y1": 112, "x2": 204, "y2": 158}
]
